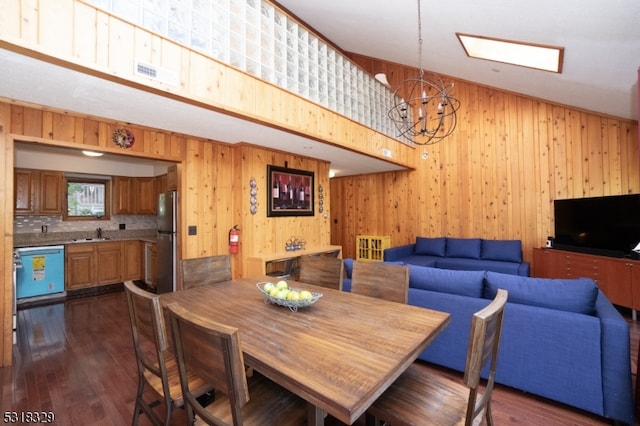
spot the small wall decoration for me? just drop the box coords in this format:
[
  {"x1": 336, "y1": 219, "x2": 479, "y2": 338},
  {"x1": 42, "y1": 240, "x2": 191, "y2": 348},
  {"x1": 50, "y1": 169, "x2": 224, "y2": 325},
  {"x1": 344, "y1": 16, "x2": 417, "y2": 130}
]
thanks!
[
  {"x1": 267, "y1": 165, "x2": 314, "y2": 217},
  {"x1": 249, "y1": 178, "x2": 258, "y2": 215},
  {"x1": 112, "y1": 128, "x2": 135, "y2": 149}
]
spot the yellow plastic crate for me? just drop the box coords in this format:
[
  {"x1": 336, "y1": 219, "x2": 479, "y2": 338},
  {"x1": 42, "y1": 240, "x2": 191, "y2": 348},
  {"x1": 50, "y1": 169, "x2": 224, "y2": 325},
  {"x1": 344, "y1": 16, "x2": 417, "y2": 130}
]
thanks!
[{"x1": 356, "y1": 235, "x2": 391, "y2": 262}]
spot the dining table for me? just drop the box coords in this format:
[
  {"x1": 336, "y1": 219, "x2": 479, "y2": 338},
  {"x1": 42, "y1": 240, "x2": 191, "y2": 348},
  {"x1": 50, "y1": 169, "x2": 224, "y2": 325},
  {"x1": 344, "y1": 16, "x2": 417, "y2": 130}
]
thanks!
[{"x1": 160, "y1": 276, "x2": 451, "y2": 425}]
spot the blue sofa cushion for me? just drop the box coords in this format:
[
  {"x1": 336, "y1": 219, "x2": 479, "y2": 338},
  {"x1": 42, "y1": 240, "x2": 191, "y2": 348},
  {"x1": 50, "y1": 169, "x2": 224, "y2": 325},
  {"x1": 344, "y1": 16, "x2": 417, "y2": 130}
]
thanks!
[
  {"x1": 414, "y1": 237, "x2": 446, "y2": 256},
  {"x1": 409, "y1": 264, "x2": 485, "y2": 298},
  {"x1": 435, "y1": 258, "x2": 523, "y2": 276},
  {"x1": 396, "y1": 255, "x2": 438, "y2": 267},
  {"x1": 445, "y1": 237, "x2": 481, "y2": 259},
  {"x1": 481, "y1": 239, "x2": 522, "y2": 262},
  {"x1": 484, "y1": 271, "x2": 599, "y2": 315}
]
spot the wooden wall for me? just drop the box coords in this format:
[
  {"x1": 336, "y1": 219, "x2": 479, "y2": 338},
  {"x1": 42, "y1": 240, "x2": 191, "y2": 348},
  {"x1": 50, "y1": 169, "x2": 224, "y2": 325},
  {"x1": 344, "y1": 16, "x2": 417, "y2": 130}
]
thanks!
[
  {"x1": 333, "y1": 53, "x2": 640, "y2": 261},
  {"x1": 233, "y1": 144, "x2": 332, "y2": 275},
  {"x1": 0, "y1": 104, "x2": 13, "y2": 367}
]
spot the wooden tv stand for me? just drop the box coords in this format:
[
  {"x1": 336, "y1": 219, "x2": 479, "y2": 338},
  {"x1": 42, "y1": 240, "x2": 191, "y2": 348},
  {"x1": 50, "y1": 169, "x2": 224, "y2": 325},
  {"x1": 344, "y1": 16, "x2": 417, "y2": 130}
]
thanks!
[{"x1": 533, "y1": 248, "x2": 639, "y2": 319}]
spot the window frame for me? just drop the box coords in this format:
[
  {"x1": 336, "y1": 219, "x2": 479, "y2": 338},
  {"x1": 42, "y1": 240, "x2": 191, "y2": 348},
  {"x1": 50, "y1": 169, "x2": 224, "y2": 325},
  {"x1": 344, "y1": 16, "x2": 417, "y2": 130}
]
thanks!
[{"x1": 63, "y1": 176, "x2": 112, "y2": 221}]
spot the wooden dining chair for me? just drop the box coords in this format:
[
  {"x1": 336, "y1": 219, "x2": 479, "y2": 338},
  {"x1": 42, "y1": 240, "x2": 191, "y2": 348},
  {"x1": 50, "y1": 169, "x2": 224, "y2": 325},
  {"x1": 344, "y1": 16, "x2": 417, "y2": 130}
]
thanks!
[
  {"x1": 366, "y1": 289, "x2": 509, "y2": 426},
  {"x1": 124, "y1": 280, "x2": 211, "y2": 426},
  {"x1": 165, "y1": 301, "x2": 307, "y2": 426},
  {"x1": 350, "y1": 261, "x2": 409, "y2": 304},
  {"x1": 298, "y1": 254, "x2": 344, "y2": 291},
  {"x1": 181, "y1": 255, "x2": 232, "y2": 289}
]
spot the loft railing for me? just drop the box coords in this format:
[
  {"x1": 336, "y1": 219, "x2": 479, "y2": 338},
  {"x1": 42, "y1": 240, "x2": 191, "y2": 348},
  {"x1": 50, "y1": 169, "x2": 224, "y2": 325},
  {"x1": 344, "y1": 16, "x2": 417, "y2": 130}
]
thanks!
[{"x1": 85, "y1": 0, "x2": 409, "y2": 145}]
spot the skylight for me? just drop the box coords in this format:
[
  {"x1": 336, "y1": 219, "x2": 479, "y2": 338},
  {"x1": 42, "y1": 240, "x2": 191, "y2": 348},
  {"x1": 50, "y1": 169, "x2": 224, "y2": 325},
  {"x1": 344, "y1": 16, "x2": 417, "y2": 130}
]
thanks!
[{"x1": 456, "y1": 33, "x2": 564, "y2": 73}]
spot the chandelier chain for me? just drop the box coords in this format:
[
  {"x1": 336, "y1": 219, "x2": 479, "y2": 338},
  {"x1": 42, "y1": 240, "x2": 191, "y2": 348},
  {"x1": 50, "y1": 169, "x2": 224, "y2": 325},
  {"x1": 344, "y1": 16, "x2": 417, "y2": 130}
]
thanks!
[
  {"x1": 417, "y1": 0, "x2": 423, "y2": 79},
  {"x1": 386, "y1": 0, "x2": 460, "y2": 145}
]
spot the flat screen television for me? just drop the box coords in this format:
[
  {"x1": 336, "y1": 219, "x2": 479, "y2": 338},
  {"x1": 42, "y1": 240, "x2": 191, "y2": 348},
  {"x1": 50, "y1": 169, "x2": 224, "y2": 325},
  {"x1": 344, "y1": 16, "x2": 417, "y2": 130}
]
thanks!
[{"x1": 553, "y1": 194, "x2": 640, "y2": 258}]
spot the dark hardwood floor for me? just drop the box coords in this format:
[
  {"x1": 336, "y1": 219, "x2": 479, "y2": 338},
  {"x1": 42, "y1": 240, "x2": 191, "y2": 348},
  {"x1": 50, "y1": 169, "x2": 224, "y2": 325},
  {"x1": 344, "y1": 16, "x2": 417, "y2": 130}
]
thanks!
[{"x1": 1, "y1": 288, "x2": 637, "y2": 425}]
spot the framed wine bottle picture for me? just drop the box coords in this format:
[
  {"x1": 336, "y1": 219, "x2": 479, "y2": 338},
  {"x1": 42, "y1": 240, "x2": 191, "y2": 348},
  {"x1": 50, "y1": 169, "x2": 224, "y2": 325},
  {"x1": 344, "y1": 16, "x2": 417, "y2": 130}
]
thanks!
[{"x1": 267, "y1": 165, "x2": 314, "y2": 217}]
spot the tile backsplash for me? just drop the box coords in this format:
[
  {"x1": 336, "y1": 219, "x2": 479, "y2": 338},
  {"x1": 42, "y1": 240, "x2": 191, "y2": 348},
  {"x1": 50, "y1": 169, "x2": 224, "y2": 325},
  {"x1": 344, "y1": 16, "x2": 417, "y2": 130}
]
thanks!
[
  {"x1": 14, "y1": 215, "x2": 157, "y2": 246},
  {"x1": 14, "y1": 214, "x2": 156, "y2": 234}
]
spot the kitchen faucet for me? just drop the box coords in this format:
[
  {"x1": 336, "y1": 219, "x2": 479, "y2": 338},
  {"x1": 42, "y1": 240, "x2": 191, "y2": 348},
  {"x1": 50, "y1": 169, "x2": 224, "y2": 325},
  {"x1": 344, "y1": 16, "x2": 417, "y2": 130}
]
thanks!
[{"x1": 97, "y1": 228, "x2": 103, "y2": 239}]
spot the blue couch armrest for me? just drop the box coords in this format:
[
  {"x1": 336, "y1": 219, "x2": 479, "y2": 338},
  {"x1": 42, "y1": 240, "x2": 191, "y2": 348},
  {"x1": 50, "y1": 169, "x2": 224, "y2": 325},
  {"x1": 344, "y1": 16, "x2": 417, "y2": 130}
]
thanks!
[
  {"x1": 517, "y1": 261, "x2": 530, "y2": 276},
  {"x1": 384, "y1": 244, "x2": 415, "y2": 261},
  {"x1": 595, "y1": 291, "x2": 634, "y2": 424}
]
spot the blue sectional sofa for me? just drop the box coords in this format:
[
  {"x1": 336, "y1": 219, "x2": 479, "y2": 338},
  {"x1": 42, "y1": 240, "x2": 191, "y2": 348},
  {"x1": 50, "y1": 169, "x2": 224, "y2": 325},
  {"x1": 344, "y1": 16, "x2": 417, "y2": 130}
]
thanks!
[
  {"x1": 383, "y1": 236, "x2": 530, "y2": 276},
  {"x1": 342, "y1": 259, "x2": 634, "y2": 425}
]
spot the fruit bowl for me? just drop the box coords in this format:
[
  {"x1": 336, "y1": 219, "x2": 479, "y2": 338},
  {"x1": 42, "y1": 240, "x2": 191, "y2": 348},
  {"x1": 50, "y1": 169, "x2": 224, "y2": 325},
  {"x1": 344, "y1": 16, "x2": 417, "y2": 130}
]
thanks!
[{"x1": 256, "y1": 282, "x2": 322, "y2": 312}]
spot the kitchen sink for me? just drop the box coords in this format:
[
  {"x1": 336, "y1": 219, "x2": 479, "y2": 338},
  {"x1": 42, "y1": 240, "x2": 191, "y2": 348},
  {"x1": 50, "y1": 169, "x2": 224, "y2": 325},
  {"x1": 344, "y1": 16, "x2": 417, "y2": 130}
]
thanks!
[{"x1": 70, "y1": 237, "x2": 111, "y2": 242}]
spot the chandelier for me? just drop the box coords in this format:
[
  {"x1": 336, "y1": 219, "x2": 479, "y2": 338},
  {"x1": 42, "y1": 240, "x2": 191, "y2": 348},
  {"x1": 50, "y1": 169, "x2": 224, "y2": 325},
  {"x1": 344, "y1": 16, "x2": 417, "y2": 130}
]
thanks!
[{"x1": 387, "y1": 0, "x2": 460, "y2": 145}]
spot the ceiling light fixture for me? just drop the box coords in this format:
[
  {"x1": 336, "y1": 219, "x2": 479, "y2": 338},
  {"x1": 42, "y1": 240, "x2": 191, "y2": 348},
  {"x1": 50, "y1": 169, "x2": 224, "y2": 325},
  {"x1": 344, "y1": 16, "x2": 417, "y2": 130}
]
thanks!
[
  {"x1": 387, "y1": 0, "x2": 460, "y2": 145},
  {"x1": 456, "y1": 33, "x2": 564, "y2": 73},
  {"x1": 82, "y1": 150, "x2": 104, "y2": 157}
]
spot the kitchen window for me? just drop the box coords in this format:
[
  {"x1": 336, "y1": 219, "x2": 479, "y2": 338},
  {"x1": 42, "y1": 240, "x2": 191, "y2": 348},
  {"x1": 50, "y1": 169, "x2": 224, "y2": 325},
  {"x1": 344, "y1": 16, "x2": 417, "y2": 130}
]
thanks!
[{"x1": 64, "y1": 176, "x2": 111, "y2": 220}]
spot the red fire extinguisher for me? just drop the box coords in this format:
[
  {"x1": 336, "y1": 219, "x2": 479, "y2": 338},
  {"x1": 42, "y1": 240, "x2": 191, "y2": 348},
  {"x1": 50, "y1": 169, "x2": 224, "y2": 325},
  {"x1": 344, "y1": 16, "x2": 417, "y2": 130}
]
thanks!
[{"x1": 229, "y1": 225, "x2": 240, "y2": 254}]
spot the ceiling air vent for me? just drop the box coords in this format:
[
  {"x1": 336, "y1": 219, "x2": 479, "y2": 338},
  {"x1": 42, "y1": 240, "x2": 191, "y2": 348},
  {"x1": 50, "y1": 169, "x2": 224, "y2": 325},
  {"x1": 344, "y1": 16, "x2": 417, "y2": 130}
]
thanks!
[{"x1": 134, "y1": 60, "x2": 178, "y2": 86}]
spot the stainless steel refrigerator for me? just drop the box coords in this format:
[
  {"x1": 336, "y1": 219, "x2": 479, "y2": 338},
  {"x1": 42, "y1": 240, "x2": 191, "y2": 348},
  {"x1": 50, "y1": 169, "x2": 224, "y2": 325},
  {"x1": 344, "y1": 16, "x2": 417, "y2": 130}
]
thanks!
[{"x1": 157, "y1": 191, "x2": 177, "y2": 294}]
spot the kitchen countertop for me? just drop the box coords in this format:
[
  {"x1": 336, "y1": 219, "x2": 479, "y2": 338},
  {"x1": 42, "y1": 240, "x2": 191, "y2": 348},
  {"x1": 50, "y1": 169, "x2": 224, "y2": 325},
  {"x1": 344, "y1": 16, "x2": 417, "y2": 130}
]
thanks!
[{"x1": 13, "y1": 230, "x2": 158, "y2": 248}]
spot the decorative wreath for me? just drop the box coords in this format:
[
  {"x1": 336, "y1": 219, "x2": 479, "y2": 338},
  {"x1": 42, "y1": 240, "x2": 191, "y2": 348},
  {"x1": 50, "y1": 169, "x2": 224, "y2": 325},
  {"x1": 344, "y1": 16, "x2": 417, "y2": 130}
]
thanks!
[{"x1": 112, "y1": 129, "x2": 135, "y2": 149}]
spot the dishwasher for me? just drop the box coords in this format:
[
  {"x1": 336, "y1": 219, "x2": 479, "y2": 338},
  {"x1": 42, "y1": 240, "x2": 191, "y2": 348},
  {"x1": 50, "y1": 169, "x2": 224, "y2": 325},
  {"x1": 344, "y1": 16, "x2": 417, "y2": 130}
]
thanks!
[{"x1": 15, "y1": 245, "x2": 65, "y2": 299}]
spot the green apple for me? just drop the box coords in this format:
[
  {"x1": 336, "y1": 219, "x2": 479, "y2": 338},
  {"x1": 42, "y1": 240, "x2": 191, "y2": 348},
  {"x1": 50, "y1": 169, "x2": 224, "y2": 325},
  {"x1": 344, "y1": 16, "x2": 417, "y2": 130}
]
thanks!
[
  {"x1": 263, "y1": 282, "x2": 275, "y2": 293},
  {"x1": 287, "y1": 290, "x2": 300, "y2": 301},
  {"x1": 299, "y1": 290, "x2": 313, "y2": 300},
  {"x1": 269, "y1": 287, "x2": 279, "y2": 297},
  {"x1": 276, "y1": 280, "x2": 288, "y2": 290},
  {"x1": 276, "y1": 289, "x2": 289, "y2": 299}
]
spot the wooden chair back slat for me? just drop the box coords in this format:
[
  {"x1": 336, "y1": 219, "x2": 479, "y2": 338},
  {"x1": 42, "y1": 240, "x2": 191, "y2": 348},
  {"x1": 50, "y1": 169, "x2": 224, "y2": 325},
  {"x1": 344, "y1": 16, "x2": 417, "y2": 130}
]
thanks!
[
  {"x1": 298, "y1": 255, "x2": 344, "y2": 291},
  {"x1": 166, "y1": 302, "x2": 307, "y2": 425},
  {"x1": 464, "y1": 287, "x2": 507, "y2": 388},
  {"x1": 167, "y1": 303, "x2": 247, "y2": 404},
  {"x1": 125, "y1": 281, "x2": 168, "y2": 363},
  {"x1": 350, "y1": 261, "x2": 409, "y2": 304},
  {"x1": 181, "y1": 255, "x2": 232, "y2": 289}
]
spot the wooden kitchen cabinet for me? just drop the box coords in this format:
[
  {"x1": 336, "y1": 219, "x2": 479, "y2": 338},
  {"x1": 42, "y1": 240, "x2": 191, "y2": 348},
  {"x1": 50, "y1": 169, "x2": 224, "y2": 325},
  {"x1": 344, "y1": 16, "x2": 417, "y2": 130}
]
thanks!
[
  {"x1": 156, "y1": 174, "x2": 168, "y2": 195},
  {"x1": 136, "y1": 177, "x2": 157, "y2": 215},
  {"x1": 123, "y1": 240, "x2": 142, "y2": 281},
  {"x1": 14, "y1": 168, "x2": 36, "y2": 213},
  {"x1": 533, "y1": 248, "x2": 639, "y2": 310},
  {"x1": 166, "y1": 165, "x2": 177, "y2": 190},
  {"x1": 113, "y1": 176, "x2": 157, "y2": 215},
  {"x1": 97, "y1": 242, "x2": 123, "y2": 285},
  {"x1": 66, "y1": 243, "x2": 97, "y2": 290},
  {"x1": 112, "y1": 176, "x2": 136, "y2": 214},
  {"x1": 14, "y1": 168, "x2": 64, "y2": 214},
  {"x1": 66, "y1": 241, "x2": 137, "y2": 289},
  {"x1": 39, "y1": 170, "x2": 65, "y2": 214}
]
